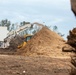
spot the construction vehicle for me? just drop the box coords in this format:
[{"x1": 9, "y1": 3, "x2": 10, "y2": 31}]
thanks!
[
  {"x1": 17, "y1": 34, "x2": 33, "y2": 49},
  {"x1": 6, "y1": 22, "x2": 44, "y2": 49},
  {"x1": 17, "y1": 23, "x2": 44, "y2": 49}
]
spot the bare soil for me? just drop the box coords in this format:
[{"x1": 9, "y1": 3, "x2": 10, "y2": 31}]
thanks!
[{"x1": 0, "y1": 55, "x2": 73, "y2": 75}]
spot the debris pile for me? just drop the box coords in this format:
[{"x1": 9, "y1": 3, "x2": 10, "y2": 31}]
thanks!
[
  {"x1": 0, "y1": 35, "x2": 25, "y2": 55},
  {"x1": 67, "y1": 28, "x2": 76, "y2": 75},
  {"x1": 67, "y1": 28, "x2": 76, "y2": 48},
  {"x1": 71, "y1": 55, "x2": 76, "y2": 75},
  {"x1": 67, "y1": 28, "x2": 76, "y2": 73},
  {"x1": 62, "y1": 28, "x2": 76, "y2": 52},
  {"x1": 9, "y1": 35, "x2": 24, "y2": 50},
  {"x1": 7, "y1": 35, "x2": 23, "y2": 50},
  {"x1": 16, "y1": 27, "x2": 73, "y2": 57}
]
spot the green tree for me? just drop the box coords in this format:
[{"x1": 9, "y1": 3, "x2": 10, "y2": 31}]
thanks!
[
  {"x1": 20, "y1": 22, "x2": 23, "y2": 26},
  {"x1": 23, "y1": 21, "x2": 26, "y2": 25},
  {"x1": 0, "y1": 19, "x2": 11, "y2": 31},
  {"x1": 6, "y1": 20, "x2": 11, "y2": 30},
  {"x1": 53, "y1": 25, "x2": 64, "y2": 37},
  {"x1": 10, "y1": 24, "x2": 14, "y2": 31},
  {"x1": 20, "y1": 21, "x2": 30, "y2": 27},
  {"x1": 53, "y1": 26, "x2": 58, "y2": 32}
]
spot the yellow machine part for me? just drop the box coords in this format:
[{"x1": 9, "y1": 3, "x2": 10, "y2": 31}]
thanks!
[
  {"x1": 18, "y1": 35, "x2": 33, "y2": 49},
  {"x1": 18, "y1": 42, "x2": 27, "y2": 49}
]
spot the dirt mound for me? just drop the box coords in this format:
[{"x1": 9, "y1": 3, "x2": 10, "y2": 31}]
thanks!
[
  {"x1": 16, "y1": 27, "x2": 74, "y2": 57},
  {"x1": 67, "y1": 28, "x2": 76, "y2": 48}
]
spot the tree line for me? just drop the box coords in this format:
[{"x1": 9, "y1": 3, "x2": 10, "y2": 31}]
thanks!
[
  {"x1": 0, "y1": 19, "x2": 64, "y2": 37},
  {"x1": 0, "y1": 19, "x2": 30, "y2": 31}
]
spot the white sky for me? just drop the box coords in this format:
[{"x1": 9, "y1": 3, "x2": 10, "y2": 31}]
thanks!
[{"x1": 0, "y1": 0, "x2": 76, "y2": 40}]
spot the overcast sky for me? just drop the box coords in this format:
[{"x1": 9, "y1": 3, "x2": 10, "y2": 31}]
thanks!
[{"x1": 0, "y1": 0, "x2": 76, "y2": 40}]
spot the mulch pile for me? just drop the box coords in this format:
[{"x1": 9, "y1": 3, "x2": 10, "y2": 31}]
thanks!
[{"x1": 16, "y1": 27, "x2": 74, "y2": 57}]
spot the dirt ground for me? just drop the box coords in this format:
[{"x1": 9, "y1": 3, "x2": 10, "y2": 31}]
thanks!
[{"x1": 0, "y1": 55, "x2": 73, "y2": 75}]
